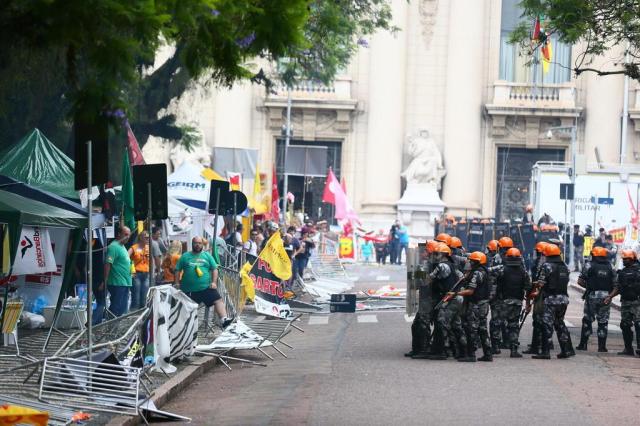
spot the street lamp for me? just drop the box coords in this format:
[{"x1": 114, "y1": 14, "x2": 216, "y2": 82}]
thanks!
[{"x1": 547, "y1": 123, "x2": 578, "y2": 269}]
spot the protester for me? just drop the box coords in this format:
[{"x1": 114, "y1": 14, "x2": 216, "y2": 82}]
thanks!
[
  {"x1": 243, "y1": 229, "x2": 259, "y2": 257},
  {"x1": 162, "y1": 240, "x2": 183, "y2": 283},
  {"x1": 129, "y1": 231, "x2": 150, "y2": 310},
  {"x1": 573, "y1": 225, "x2": 585, "y2": 272},
  {"x1": 105, "y1": 226, "x2": 132, "y2": 317},
  {"x1": 151, "y1": 226, "x2": 165, "y2": 282},
  {"x1": 398, "y1": 221, "x2": 409, "y2": 265},
  {"x1": 374, "y1": 230, "x2": 388, "y2": 265},
  {"x1": 604, "y1": 234, "x2": 618, "y2": 266},
  {"x1": 175, "y1": 236, "x2": 232, "y2": 328},
  {"x1": 360, "y1": 237, "x2": 374, "y2": 264},
  {"x1": 293, "y1": 230, "x2": 315, "y2": 280},
  {"x1": 389, "y1": 220, "x2": 400, "y2": 265},
  {"x1": 593, "y1": 228, "x2": 607, "y2": 247}
]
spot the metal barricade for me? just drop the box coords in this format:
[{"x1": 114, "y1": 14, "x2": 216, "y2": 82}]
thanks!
[{"x1": 39, "y1": 357, "x2": 143, "y2": 417}]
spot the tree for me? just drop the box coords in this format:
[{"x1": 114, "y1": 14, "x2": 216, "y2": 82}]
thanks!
[
  {"x1": 510, "y1": 0, "x2": 640, "y2": 80},
  {"x1": 0, "y1": 0, "x2": 396, "y2": 148}
]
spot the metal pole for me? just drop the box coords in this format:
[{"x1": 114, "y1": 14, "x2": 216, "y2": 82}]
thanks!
[
  {"x1": 212, "y1": 188, "x2": 221, "y2": 254},
  {"x1": 86, "y1": 140, "x2": 93, "y2": 360},
  {"x1": 147, "y1": 182, "x2": 153, "y2": 291},
  {"x1": 282, "y1": 87, "x2": 292, "y2": 223},
  {"x1": 621, "y1": 42, "x2": 630, "y2": 164},
  {"x1": 569, "y1": 126, "x2": 577, "y2": 269}
]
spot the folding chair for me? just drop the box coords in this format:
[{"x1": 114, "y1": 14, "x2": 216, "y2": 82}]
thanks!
[{"x1": 1, "y1": 299, "x2": 36, "y2": 362}]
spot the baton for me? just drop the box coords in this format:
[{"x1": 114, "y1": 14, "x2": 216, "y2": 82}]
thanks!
[{"x1": 519, "y1": 309, "x2": 530, "y2": 331}]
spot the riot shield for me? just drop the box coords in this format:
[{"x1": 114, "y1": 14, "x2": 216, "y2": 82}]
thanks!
[{"x1": 406, "y1": 247, "x2": 420, "y2": 316}]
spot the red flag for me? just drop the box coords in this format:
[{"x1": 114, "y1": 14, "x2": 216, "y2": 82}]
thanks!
[
  {"x1": 322, "y1": 168, "x2": 338, "y2": 204},
  {"x1": 271, "y1": 166, "x2": 280, "y2": 219},
  {"x1": 627, "y1": 186, "x2": 638, "y2": 229},
  {"x1": 126, "y1": 123, "x2": 145, "y2": 166},
  {"x1": 341, "y1": 176, "x2": 347, "y2": 195},
  {"x1": 532, "y1": 17, "x2": 541, "y2": 41}
]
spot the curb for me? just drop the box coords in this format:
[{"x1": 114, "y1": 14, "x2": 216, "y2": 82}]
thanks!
[
  {"x1": 568, "y1": 282, "x2": 621, "y2": 311},
  {"x1": 106, "y1": 355, "x2": 220, "y2": 426}
]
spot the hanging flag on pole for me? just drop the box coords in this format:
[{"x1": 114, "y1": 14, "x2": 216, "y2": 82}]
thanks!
[
  {"x1": 271, "y1": 166, "x2": 280, "y2": 220},
  {"x1": 121, "y1": 151, "x2": 136, "y2": 231},
  {"x1": 322, "y1": 168, "x2": 359, "y2": 223},
  {"x1": 249, "y1": 163, "x2": 268, "y2": 214},
  {"x1": 227, "y1": 172, "x2": 241, "y2": 191},
  {"x1": 541, "y1": 39, "x2": 553, "y2": 73},
  {"x1": 341, "y1": 176, "x2": 347, "y2": 195},
  {"x1": 322, "y1": 168, "x2": 337, "y2": 204},
  {"x1": 125, "y1": 122, "x2": 146, "y2": 166}
]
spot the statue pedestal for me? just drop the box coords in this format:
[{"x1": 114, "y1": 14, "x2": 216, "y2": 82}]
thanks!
[{"x1": 397, "y1": 183, "x2": 445, "y2": 240}]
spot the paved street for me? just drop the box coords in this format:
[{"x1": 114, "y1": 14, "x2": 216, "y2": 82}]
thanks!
[{"x1": 162, "y1": 265, "x2": 640, "y2": 425}]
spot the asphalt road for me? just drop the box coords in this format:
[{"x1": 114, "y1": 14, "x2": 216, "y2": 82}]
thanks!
[{"x1": 161, "y1": 264, "x2": 640, "y2": 425}]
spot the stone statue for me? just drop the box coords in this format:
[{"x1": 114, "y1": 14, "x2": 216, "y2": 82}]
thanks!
[{"x1": 401, "y1": 128, "x2": 446, "y2": 190}]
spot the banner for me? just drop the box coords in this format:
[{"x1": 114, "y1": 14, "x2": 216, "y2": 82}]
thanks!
[
  {"x1": 15, "y1": 228, "x2": 69, "y2": 309},
  {"x1": 12, "y1": 226, "x2": 57, "y2": 276},
  {"x1": 338, "y1": 236, "x2": 355, "y2": 261},
  {"x1": 196, "y1": 320, "x2": 273, "y2": 350},
  {"x1": 248, "y1": 258, "x2": 291, "y2": 318}
]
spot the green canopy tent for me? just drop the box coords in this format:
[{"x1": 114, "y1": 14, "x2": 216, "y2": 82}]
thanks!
[
  {"x1": 0, "y1": 190, "x2": 86, "y2": 343},
  {"x1": 0, "y1": 129, "x2": 78, "y2": 199}
]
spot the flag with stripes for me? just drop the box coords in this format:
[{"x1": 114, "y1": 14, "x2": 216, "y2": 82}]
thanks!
[{"x1": 149, "y1": 285, "x2": 199, "y2": 373}]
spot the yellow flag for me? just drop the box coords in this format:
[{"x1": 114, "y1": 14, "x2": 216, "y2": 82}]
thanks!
[
  {"x1": 248, "y1": 164, "x2": 268, "y2": 214},
  {"x1": 2, "y1": 226, "x2": 10, "y2": 275},
  {"x1": 542, "y1": 40, "x2": 553, "y2": 74},
  {"x1": 239, "y1": 261, "x2": 256, "y2": 302},
  {"x1": 258, "y1": 232, "x2": 292, "y2": 280},
  {"x1": 201, "y1": 168, "x2": 225, "y2": 181}
]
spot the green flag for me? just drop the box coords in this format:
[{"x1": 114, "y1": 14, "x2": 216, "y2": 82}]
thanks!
[{"x1": 121, "y1": 151, "x2": 135, "y2": 231}]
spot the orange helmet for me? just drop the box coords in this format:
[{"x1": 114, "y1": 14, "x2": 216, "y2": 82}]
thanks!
[
  {"x1": 435, "y1": 233, "x2": 452, "y2": 245},
  {"x1": 498, "y1": 237, "x2": 514, "y2": 249},
  {"x1": 535, "y1": 241, "x2": 548, "y2": 253},
  {"x1": 591, "y1": 247, "x2": 608, "y2": 258},
  {"x1": 506, "y1": 248, "x2": 522, "y2": 257},
  {"x1": 621, "y1": 249, "x2": 637, "y2": 260},
  {"x1": 427, "y1": 240, "x2": 439, "y2": 253},
  {"x1": 469, "y1": 251, "x2": 487, "y2": 265},
  {"x1": 434, "y1": 242, "x2": 452, "y2": 255},
  {"x1": 449, "y1": 237, "x2": 462, "y2": 249},
  {"x1": 486, "y1": 240, "x2": 499, "y2": 252},
  {"x1": 543, "y1": 244, "x2": 561, "y2": 257}
]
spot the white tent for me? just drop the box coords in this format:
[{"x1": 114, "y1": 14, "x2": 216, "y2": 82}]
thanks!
[{"x1": 167, "y1": 161, "x2": 210, "y2": 210}]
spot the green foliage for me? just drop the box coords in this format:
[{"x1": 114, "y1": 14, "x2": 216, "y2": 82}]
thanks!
[
  {"x1": 510, "y1": 0, "x2": 640, "y2": 80},
  {"x1": 0, "y1": 0, "x2": 396, "y2": 149}
]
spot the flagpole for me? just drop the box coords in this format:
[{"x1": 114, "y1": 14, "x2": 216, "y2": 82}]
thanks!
[{"x1": 282, "y1": 87, "x2": 292, "y2": 224}]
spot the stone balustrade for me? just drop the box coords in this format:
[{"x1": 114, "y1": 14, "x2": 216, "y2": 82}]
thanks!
[
  {"x1": 491, "y1": 81, "x2": 577, "y2": 109},
  {"x1": 269, "y1": 78, "x2": 352, "y2": 100}
]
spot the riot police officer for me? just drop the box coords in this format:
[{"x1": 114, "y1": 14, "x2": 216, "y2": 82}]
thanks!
[
  {"x1": 428, "y1": 242, "x2": 464, "y2": 360},
  {"x1": 532, "y1": 243, "x2": 575, "y2": 359},
  {"x1": 523, "y1": 241, "x2": 547, "y2": 355},
  {"x1": 576, "y1": 246, "x2": 615, "y2": 352},
  {"x1": 406, "y1": 240, "x2": 438, "y2": 358},
  {"x1": 495, "y1": 248, "x2": 532, "y2": 358},
  {"x1": 456, "y1": 251, "x2": 492, "y2": 362},
  {"x1": 448, "y1": 237, "x2": 467, "y2": 273},
  {"x1": 488, "y1": 236, "x2": 514, "y2": 353},
  {"x1": 605, "y1": 250, "x2": 640, "y2": 357}
]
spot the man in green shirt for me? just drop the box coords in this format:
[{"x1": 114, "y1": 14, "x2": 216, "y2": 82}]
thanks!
[
  {"x1": 175, "y1": 236, "x2": 232, "y2": 328},
  {"x1": 105, "y1": 226, "x2": 132, "y2": 317}
]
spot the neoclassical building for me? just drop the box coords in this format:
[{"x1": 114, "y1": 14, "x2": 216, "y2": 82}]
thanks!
[{"x1": 143, "y1": 0, "x2": 639, "y2": 232}]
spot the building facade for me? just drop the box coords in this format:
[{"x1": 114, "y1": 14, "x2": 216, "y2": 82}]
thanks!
[{"x1": 143, "y1": 0, "x2": 640, "y2": 233}]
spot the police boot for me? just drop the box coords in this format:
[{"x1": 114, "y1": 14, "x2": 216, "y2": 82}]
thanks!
[
  {"x1": 576, "y1": 333, "x2": 588, "y2": 351},
  {"x1": 457, "y1": 343, "x2": 476, "y2": 362},
  {"x1": 510, "y1": 344, "x2": 523, "y2": 358},
  {"x1": 617, "y1": 329, "x2": 634, "y2": 356},
  {"x1": 522, "y1": 329, "x2": 540, "y2": 355},
  {"x1": 491, "y1": 339, "x2": 501, "y2": 355},
  {"x1": 557, "y1": 338, "x2": 576, "y2": 359},
  {"x1": 478, "y1": 342, "x2": 493, "y2": 362},
  {"x1": 405, "y1": 326, "x2": 421, "y2": 357},
  {"x1": 532, "y1": 337, "x2": 551, "y2": 359},
  {"x1": 597, "y1": 337, "x2": 608, "y2": 353}
]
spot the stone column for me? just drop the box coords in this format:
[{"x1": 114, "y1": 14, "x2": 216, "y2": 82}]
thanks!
[
  {"x1": 441, "y1": 0, "x2": 486, "y2": 215},
  {"x1": 361, "y1": 0, "x2": 408, "y2": 224},
  {"x1": 214, "y1": 83, "x2": 253, "y2": 150}
]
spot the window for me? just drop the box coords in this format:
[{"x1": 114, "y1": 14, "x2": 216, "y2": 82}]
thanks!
[{"x1": 499, "y1": 0, "x2": 571, "y2": 84}]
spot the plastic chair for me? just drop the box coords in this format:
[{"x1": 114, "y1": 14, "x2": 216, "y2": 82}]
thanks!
[{"x1": 1, "y1": 299, "x2": 35, "y2": 361}]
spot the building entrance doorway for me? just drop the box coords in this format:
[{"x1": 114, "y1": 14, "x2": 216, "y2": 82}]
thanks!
[
  {"x1": 496, "y1": 147, "x2": 564, "y2": 221},
  {"x1": 276, "y1": 140, "x2": 342, "y2": 223}
]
